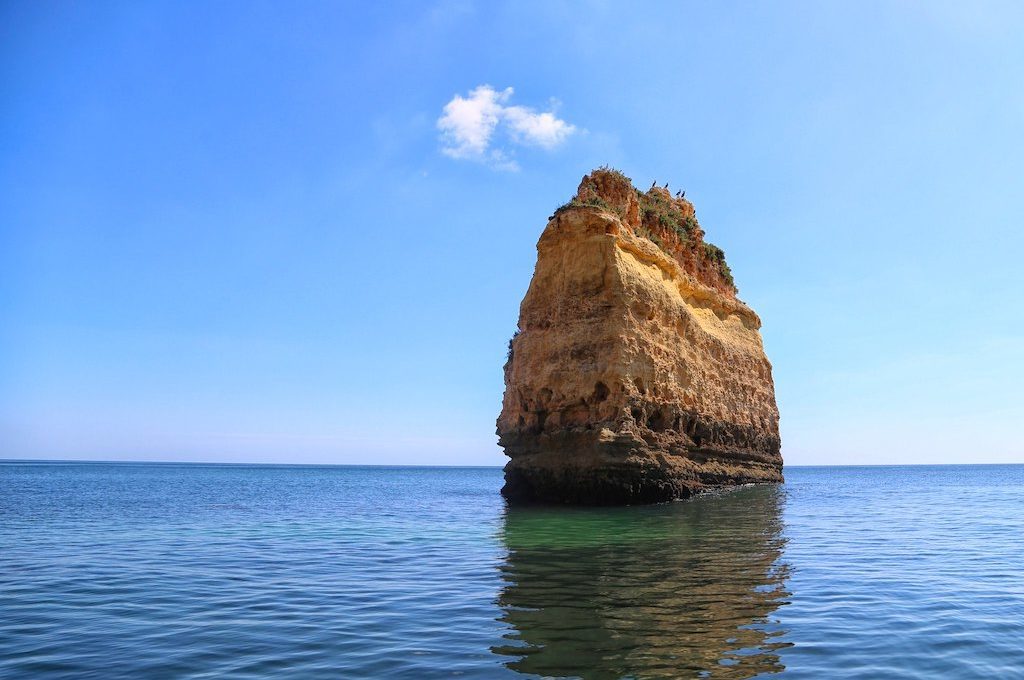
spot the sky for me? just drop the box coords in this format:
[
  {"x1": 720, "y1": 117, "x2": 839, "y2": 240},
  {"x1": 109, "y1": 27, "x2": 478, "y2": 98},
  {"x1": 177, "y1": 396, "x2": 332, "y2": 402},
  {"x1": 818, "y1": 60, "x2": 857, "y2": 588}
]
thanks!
[{"x1": 2, "y1": 1, "x2": 1024, "y2": 466}]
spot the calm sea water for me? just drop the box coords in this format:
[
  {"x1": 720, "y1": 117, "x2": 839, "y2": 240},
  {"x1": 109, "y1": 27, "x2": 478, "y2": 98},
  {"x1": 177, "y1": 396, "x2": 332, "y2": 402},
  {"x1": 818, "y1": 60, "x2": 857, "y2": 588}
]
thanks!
[{"x1": 1, "y1": 463, "x2": 1022, "y2": 678}]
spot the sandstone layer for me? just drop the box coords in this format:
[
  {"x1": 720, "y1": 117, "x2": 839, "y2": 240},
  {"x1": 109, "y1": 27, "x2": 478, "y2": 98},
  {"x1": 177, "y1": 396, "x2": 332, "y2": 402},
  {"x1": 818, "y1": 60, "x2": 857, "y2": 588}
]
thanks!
[{"x1": 497, "y1": 168, "x2": 782, "y2": 505}]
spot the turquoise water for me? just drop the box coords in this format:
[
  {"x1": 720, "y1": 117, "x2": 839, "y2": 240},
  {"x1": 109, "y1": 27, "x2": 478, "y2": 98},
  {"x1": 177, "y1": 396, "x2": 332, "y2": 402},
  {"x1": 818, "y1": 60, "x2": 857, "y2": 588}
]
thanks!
[{"x1": 1, "y1": 463, "x2": 1022, "y2": 678}]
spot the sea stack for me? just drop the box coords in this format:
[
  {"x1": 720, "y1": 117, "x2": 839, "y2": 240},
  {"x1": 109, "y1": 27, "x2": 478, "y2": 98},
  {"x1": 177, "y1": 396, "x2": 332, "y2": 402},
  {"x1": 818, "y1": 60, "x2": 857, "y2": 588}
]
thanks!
[{"x1": 497, "y1": 168, "x2": 782, "y2": 504}]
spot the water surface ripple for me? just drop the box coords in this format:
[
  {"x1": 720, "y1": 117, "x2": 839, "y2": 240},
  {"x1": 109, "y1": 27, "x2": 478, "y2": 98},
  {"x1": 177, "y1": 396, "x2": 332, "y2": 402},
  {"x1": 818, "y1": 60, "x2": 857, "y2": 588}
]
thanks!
[{"x1": 1, "y1": 463, "x2": 1022, "y2": 678}]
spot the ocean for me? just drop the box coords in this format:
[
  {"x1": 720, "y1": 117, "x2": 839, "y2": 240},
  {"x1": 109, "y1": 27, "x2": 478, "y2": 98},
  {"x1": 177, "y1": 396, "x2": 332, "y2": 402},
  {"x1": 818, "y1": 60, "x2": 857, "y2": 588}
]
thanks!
[{"x1": 1, "y1": 462, "x2": 1022, "y2": 678}]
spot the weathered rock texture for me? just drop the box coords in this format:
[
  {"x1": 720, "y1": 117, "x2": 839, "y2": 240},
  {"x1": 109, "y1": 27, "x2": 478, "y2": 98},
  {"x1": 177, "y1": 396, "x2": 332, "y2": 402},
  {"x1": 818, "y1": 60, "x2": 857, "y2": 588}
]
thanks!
[{"x1": 497, "y1": 168, "x2": 782, "y2": 505}]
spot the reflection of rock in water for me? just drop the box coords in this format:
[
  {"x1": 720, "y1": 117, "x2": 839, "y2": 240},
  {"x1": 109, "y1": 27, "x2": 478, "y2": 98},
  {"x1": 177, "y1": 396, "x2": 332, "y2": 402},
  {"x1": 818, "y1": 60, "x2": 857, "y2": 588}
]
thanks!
[{"x1": 493, "y1": 485, "x2": 790, "y2": 679}]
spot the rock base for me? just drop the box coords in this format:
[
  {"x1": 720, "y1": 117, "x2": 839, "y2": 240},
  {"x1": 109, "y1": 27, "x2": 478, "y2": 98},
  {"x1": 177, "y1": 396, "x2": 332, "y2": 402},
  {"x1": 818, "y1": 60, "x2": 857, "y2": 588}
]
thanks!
[{"x1": 500, "y1": 428, "x2": 783, "y2": 505}]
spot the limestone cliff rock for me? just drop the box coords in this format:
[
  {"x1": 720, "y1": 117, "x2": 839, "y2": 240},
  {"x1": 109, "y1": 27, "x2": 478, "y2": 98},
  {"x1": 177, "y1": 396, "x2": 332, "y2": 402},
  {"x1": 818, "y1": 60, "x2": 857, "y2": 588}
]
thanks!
[{"x1": 497, "y1": 168, "x2": 782, "y2": 504}]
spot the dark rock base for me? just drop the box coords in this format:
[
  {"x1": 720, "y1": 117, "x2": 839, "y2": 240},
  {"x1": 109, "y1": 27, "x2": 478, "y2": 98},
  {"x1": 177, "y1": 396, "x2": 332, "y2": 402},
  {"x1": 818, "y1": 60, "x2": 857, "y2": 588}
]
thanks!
[
  {"x1": 499, "y1": 426, "x2": 783, "y2": 506},
  {"x1": 501, "y1": 463, "x2": 702, "y2": 505}
]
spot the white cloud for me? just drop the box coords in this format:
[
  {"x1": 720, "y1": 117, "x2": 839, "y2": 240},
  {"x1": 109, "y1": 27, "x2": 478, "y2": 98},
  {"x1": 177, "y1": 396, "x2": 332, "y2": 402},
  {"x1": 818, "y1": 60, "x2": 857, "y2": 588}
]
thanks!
[
  {"x1": 504, "y1": 105, "x2": 576, "y2": 149},
  {"x1": 437, "y1": 85, "x2": 510, "y2": 160},
  {"x1": 437, "y1": 85, "x2": 577, "y2": 169}
]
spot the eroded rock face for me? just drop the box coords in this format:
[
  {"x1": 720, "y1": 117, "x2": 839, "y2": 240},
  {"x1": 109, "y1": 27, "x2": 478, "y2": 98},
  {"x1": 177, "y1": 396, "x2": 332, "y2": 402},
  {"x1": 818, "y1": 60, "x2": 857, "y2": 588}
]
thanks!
[{"x1": 497, "y1": 169, "x2": 782, "y2": 505}]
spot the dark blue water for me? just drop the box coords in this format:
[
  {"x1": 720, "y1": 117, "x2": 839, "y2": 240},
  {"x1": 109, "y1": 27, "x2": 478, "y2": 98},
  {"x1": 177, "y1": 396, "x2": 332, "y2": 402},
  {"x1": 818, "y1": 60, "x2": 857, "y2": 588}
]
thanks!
[{"x1": 1, "y1": 463, "x2": 1022, "y2": 678}]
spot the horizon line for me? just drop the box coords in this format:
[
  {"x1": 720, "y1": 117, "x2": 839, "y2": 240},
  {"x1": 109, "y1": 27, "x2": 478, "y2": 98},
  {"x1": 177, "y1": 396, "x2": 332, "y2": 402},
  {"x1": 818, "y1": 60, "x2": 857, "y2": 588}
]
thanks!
[{"x1": 1, "y1": 458, "x2": 1021, "y2": 469}]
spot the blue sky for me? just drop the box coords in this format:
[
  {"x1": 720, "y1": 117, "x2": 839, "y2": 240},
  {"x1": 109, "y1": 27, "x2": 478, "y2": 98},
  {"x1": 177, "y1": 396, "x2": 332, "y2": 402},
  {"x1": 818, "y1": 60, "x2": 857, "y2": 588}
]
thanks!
[{"x1": 2, "y1": 1, "x2": 1023, "y2": 465}]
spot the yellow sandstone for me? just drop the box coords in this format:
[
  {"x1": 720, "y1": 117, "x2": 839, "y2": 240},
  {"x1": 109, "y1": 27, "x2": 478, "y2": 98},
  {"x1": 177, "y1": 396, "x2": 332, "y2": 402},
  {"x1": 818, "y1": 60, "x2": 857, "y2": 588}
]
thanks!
[{"x1": 497, "y1": 168, "x2": 782, "y2": 504}]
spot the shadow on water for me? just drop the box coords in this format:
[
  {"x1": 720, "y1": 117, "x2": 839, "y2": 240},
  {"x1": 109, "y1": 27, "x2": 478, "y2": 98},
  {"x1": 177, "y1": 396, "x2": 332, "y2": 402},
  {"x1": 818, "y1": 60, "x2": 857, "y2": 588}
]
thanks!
[{"x1": 492, "y1": 485, "x2": 791, "y2": 679}]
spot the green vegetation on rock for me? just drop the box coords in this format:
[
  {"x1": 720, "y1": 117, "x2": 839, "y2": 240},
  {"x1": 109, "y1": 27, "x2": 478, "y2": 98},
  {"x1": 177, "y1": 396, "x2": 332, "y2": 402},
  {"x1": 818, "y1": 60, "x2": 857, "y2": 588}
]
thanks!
[{"x1": 550, "y1": 166, "x2": 738, "y2": 293}]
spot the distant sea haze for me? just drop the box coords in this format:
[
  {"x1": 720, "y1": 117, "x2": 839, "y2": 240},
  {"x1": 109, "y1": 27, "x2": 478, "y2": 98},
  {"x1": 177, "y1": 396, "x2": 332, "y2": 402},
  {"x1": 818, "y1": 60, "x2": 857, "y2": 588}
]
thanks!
[{"x1": 1, "y1": 462, "x2": 1023, "y2": 678}]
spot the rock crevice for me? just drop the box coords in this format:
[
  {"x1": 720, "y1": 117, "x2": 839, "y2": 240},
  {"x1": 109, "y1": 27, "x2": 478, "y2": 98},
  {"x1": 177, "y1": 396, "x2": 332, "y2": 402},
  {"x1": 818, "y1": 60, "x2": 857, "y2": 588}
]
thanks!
[{"x1": 497, "y1": 168, "x2": 782, "y2": 504}]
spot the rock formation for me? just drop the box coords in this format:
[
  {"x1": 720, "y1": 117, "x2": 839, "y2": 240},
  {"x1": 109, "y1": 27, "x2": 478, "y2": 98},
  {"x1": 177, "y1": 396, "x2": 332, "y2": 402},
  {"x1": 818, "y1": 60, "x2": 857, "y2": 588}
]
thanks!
[{"x1": 497, "y1": 168, "x2": 782, "y2": 504}]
